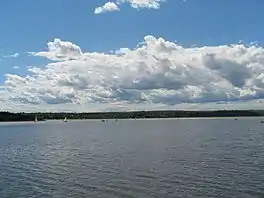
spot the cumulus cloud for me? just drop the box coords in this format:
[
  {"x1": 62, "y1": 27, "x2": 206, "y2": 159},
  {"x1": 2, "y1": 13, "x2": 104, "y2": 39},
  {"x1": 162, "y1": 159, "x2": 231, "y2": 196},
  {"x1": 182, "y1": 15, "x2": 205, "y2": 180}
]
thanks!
[
  {"x1": 117, "y1": 0, "x2": 165, "y2": 9},
  {"x1": 95, "y1": 0, "x2": 167, "y2": 14},
  {"x1": 94, "y1": 2, "x2": 120, "y2": 14},
  {"x1": 2, "y1": 35, "x2": 264, "y2": 111},
  {"x1": 29, "y1": 38, "x2": 82, "y2": 61}
]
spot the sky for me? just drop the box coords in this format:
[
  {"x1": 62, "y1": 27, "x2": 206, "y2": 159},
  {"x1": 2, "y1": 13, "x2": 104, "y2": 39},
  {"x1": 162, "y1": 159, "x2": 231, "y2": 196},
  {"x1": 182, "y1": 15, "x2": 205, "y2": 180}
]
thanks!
[{"x1": 1, "y1": 0, "x2": 264, "y2": 112}]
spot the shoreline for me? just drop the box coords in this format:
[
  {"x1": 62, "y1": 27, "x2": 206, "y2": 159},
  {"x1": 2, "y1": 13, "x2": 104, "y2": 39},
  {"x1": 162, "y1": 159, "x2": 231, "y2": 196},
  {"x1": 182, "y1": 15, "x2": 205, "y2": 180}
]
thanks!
[
  {"x1": 1, "y1": 110, "x2": 264, "y2": 122},
  {"x1": 1, "y1": 116, "x2": 264, "y2": 123}
]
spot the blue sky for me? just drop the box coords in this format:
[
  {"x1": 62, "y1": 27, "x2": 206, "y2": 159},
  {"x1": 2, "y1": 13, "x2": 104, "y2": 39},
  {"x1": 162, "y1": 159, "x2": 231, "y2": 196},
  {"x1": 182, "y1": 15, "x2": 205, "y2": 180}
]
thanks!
[
  {"x1": 1, "y1": 0, "x2": 263, "y2": 51},
  {"x1": 1, "y1": 0, "x2": 264, "y2": 112}
]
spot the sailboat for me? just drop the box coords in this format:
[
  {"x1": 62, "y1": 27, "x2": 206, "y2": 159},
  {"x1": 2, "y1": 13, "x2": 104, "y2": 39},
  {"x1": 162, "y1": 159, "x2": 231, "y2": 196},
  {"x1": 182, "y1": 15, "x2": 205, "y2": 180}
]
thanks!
[
  {"x1": 34, "y1": 116, "x2": 38, "y2": 122},
  {"x1": 63, "y1": 117, "x2": 68, "y2": 122}
]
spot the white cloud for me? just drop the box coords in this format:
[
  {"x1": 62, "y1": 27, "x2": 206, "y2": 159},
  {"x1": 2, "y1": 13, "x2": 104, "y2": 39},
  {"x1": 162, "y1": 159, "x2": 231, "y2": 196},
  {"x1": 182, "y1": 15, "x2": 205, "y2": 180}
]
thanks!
[
  {"x1": 29, "y1": 38, "x2": 83, "y2": 61},
  {"x1": 2, "y1": 35, "x2": 264, "y2": 112},
  {"x1": 95, "y1": 0, "x2": 167, "y2": 14},
  {"x1": 13, "y1": 66, "x2": 19, "y2": 69},
  {"x1": 117, "y1": 0, "x2": 165, "y2": 9},
  {"x1": 3, "y1": 53, "x2": 19, "y2": 58},
  {"x1": 115, "y1": 48, "x2": 131, "y2": 54},
  {"x1": 11, "y1": 53, "x2": 19, "y2": 58},
  {"x1": 94, "y1": 2, "x2": 120, "y2": 14}
]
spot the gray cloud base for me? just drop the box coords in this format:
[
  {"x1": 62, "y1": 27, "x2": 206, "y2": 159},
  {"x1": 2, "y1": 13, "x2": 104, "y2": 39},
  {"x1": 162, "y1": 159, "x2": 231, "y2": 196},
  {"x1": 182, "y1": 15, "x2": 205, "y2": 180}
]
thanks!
[{"x1": 3, "y1": 35, "x2": 264, "y2": 111}]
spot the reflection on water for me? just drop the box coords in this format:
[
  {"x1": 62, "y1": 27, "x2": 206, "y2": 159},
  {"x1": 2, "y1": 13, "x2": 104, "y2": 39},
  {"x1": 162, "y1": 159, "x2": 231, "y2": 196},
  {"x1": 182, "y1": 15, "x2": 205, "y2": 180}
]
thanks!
[{"x1": 0, "y1": 118, "x2": 264, "y2": 198}]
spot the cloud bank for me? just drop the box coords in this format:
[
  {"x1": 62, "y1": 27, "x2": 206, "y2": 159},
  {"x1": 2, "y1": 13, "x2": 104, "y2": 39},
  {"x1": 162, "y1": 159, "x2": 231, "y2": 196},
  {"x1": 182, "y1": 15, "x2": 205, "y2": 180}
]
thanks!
[{"x1": 2, "y1": 35, "x2": 264, "y2": 112}]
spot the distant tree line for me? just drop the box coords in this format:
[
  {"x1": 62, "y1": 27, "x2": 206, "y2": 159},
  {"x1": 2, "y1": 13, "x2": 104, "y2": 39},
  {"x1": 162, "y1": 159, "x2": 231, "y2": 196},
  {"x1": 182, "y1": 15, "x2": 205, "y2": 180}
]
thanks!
[
  {"x1": 0, "y1": 112, "x2": 35, "y2": 122},
  {"x1": 1, "y1": 110, "x2": 264, "y2": 122}
]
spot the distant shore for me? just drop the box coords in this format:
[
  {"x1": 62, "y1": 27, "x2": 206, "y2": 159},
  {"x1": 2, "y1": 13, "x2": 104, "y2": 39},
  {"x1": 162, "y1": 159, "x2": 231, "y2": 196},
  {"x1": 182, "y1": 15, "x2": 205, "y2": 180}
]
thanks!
[{"x1": 1, "y1": 110, "x2": 264, "y2": 122}]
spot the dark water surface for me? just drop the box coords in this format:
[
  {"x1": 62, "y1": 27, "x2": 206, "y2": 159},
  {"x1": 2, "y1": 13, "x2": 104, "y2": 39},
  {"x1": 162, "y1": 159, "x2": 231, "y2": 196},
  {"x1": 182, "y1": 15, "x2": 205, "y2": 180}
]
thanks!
[{"x1": 0, "y1": 118, "x2": 264, "y2": 198}]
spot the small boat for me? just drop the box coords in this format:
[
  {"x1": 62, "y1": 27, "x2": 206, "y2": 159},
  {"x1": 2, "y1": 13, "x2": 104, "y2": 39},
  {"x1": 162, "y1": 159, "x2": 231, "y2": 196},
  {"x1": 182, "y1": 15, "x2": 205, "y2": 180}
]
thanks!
[
  {"x1": 34, "y1": 116, "x2": 38, "y2": 122},
  {"x1": 260, "y1": 120, "x2": 264, "y2": 123},
  {"x1": 63, "y1": 117, "x2": 68, "y2": 122}
]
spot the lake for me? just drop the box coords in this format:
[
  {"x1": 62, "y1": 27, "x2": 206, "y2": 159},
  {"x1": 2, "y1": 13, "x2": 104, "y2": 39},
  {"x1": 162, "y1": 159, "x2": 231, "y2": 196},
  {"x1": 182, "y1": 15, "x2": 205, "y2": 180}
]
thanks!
[{"x1": 0, "y1": 118, "x2": 264, "y2": 198}]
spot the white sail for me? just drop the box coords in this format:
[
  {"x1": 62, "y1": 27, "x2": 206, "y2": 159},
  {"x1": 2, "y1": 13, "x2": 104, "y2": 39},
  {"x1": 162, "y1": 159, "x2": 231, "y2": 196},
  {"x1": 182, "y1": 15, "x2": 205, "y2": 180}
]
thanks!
[
  {"x1": 64, "y1": 117, "x2": 68, "y2": 122},
  {"x1": 35, "y1": 116, "x2": 38, "y2": 122}
]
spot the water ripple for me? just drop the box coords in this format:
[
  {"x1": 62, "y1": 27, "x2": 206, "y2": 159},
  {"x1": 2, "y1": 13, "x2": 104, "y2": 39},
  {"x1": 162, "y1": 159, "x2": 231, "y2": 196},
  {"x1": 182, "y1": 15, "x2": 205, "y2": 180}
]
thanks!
[{"x1": 0, "y1": 119, "x2": 264, "y2": 197}]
